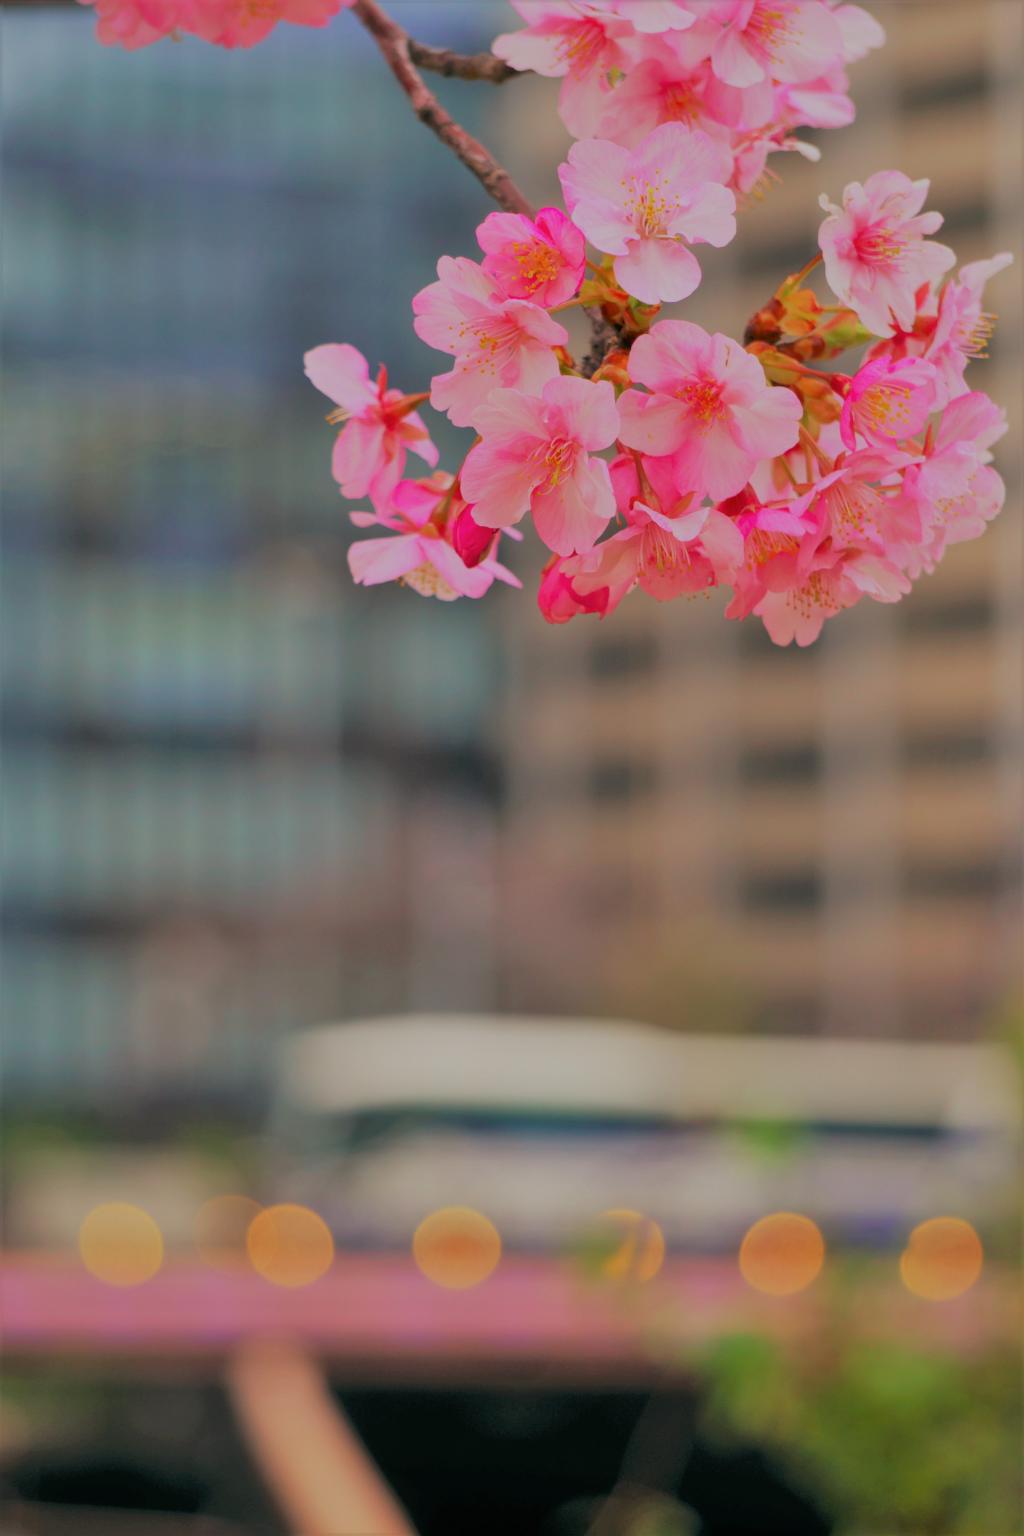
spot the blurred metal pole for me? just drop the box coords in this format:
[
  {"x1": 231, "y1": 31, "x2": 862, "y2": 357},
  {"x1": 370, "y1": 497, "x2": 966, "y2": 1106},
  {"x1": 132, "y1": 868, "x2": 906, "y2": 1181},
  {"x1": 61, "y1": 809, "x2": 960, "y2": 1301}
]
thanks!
[
  {"x1": 227, "y1": 1340, "x2": 418, "y2": 1536},
  {"x1": 586, "y1": 1391, "x2": 697, "y2": 1536}
]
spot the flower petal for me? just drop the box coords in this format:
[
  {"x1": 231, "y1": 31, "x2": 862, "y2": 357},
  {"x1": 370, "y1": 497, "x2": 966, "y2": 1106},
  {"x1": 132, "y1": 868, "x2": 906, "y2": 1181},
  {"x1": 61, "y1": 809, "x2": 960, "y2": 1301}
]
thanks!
[
  {"x1": 615, "y1": 236, "x2": 703, "y2": 305},
  {"x1": 304, "y1": 343, "x2": 375, "y2": 411},
  {"x1": 530, "y1": 454, "x2": 615, "y2": 555},
  {"x1": 347, "y1": 533, "x2": 423, "y2": 586}
]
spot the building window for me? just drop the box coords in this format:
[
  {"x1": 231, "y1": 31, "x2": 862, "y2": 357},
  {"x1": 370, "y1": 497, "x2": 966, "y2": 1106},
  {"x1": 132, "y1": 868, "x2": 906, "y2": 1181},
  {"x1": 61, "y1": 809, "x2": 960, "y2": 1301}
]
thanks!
[
  {"x1": 901, "y1": 730, "x2": 992, "y2": 770},
  {"x1": 575, "y1": 866, "x2": 643, "y2": 923},
  {"x1": 936, "y1": 200, "x2": 990, "y2": 242},
  {"x1": 588, "y1": 633, "x2": 658, "y2": 679},
  {"x1": 738, "y1": 742, "x2": 822, "y2": 786},
  {"x1": 899, "y1": 594, "x2": 994, "y2": 636},
  {"x1": 588, "y1": 759, "x2": 657, "y2": 802},
  {"x1": 740, "y1": 869, "x2": 823, "y2": 913},
  {"x1": 900, "y1": 66, "x2": 989, "y2": 113},
  {"x1": 904, "y1": 861, "x2": 1005, "y2": 901}
]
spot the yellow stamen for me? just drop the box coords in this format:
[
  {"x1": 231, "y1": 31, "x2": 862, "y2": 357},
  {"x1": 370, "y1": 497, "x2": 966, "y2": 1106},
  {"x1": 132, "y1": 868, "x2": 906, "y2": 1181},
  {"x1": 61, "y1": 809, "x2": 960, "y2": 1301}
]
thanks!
[
  {"x1": 511, "y1": 239, "x2": 561, "y2": 295},
  {"x1": 861, "y1": 381, "x2": 913, "y2": 433},
  {"x1": 543, "y1": 437, "x2": 576, "y2": 488},
  {"x1": 856, "y1": 227, "x2": 906, "y2": 265},
  {"x1": 747, "y1": 528, "x2": 800, "y2": 567},
  {"x1": 679, "y1": 378, "x2": 725, "y2": 427}
]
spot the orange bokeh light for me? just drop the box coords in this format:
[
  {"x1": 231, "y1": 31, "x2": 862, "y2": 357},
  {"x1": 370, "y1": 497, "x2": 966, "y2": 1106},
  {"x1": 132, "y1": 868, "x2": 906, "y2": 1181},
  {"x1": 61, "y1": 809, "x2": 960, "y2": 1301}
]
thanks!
[
  {"x1": 246, "y1": 1204, "x2": 334, "y2": 1288},
  {"x1": 195, "y1": 1194, "x2": 262, "y2": 1269},
  {"x1": 593, "y1": 1208, "x2": 666, "y2": 1283},
  {"x1": 412, "y1": 1206, "x2": 501, "y2": 1290},
  {"x1": 78, "y1": 1202, "x2": 164, "y2": 1287},
  {"x1": 739, "y1": 1212, "x2": 825, "y2": 1296},
  {"x1": 899, "y1": 1217, "x2": 983, "y2": 1301}
]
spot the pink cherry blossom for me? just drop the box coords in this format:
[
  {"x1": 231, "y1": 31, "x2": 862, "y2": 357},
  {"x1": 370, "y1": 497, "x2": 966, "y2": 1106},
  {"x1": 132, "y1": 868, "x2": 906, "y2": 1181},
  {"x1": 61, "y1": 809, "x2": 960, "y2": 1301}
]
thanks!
[
  {"x1": 81, "y1": 0, "x2": 351, "y2": 47},
  {"x1": 724, "y1": 503, "x2": 829, "y2": 623},
  {"x1": 919, "y1": 252, "x2": 1014, "y2": 405},
  {"x1": 190, "y1": 0, "x2": 346, "y2": 46},
  {"x1": 545, "y1": 450, "x2": 743, "y2": 617},
  {"x1": 708, "y1": 0, "x2": 845, "y2": 88},
  {"x1": 774, "y1": 59, "x2": 858, "y2": 130},
  {"x1": 554, "y1": 536, "x2": 643, "y2": 618},
  {"x1": 559, "y1": 123, "x2": 736, "y2": 304},
  {"x1": 609, "y1": 443, "x2": 697, "y2": 519},
  {"x1": 839, "y1": 355, "x2": 938, "y2": 450},
  {"x1": 76, "y1": 0, "x2": 194, "y2": 48},
  {"x1": 76, "y1": 0, "x2": 1009, "y2": 646},
  {"x1": 865, "y1": 252, "x2": 1012, "y2": 406},
  {"x1": 724, "y1": 493, "x2": 821, "y2": 617},
  {"x1": 800, "y1": 447, "x2": 920, "y2": 555},
  {"x1": 449, "y1": 506, "x2": 493, "y2": 570},
  {"x1": 618, "y1": 319, "x2": 802, "y2": 501},
  {"x1": 476, "y1": 207, "x2": 586, "y2": 309},
  {"x1": 832, "y1": 2, "x2": 886, "y2": 62},
  {"x1": 572, "y1": 502, "x2": 744, "y2": 616},
  {"x1": 537, "y1": 555, "x2": 611, "y2": 624},
  {"x1": 818, "y1": 170, "x2": 955, "y2": 338},
  {"x1": 751, "y1": 546, "x2": 909, "y2": 645},
  {"x1": 191, "y1": 0, "x2": 346, "y2": 46},
  {"x1": 748, "y1": 420, "x2": 842, "y2": 502},
  {"x1": 449, "y1": 499, "x2": 525, "y2": 569},
  {"x1": 412, "y1": 256, "x2": 567, "y2": 430},
  {"x1": 304, "y1": 343, "x2": 437, "y2": 510},
  {"x1": 899, "y1": 391, "x2": 1007, "y2": 574},
  {"x1": 536, "y1": 438, "x2": 751, "y2": 624},
  {"x1": 347, "y1": 474, "x2": 520, "y2": 601},
  {"x1": 724, "y1": 481, "x2": 910, "y2": 643},
  {"x1": 593, "y1": 31, "x2": 762, "y2": 149},
  {"x1": 460, "y1": 377, "x2": 620, "y2": 556},
  {"x1": 589, "y1": 0, "x2": 697, "y2": 32},
  {"x1": 740, "y1": 442, "x2": 919, "y2": 568},
  {"x1": 492, "y1": 1, "x2": 637, "y2": 137},
  {"x1": 727, "y1": 121, "x2": 828, "y2": 197}
]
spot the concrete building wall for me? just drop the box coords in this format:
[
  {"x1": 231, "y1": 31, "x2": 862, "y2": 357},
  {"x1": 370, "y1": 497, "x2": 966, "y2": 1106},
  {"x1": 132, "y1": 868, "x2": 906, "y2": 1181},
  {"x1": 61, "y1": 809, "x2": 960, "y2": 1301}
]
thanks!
[{"x1": 497, "y1": 0, "x2": 1023, "y2": 1039}]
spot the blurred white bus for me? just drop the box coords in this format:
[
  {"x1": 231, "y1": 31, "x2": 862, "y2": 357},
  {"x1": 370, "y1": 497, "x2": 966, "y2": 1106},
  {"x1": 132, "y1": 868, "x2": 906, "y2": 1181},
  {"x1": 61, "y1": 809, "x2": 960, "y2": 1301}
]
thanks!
[{"x1": 268, "y1": 1015, "x2": 1022, "y2": 1253}]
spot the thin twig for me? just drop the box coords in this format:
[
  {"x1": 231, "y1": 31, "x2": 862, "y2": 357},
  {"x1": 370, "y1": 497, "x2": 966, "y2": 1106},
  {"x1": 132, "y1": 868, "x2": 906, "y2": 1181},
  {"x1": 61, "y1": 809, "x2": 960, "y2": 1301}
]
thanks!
[
  {"x1": 349, "y1": 0, "x2": 622, "y2": 378},
  {"x1": 407, "y1": 38, "x2": 517, "y2": 84},
  {"x1": 580, "y1": 310, "x2": 623, "y2": 379},
  {"x1": 349, "y1": 0, "x2": 533, "y2": 217}
]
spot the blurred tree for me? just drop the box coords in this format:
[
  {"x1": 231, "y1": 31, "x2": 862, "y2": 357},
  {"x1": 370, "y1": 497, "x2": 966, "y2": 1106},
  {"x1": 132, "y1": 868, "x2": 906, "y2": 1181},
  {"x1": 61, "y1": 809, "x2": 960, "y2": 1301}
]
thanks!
[{"x1": 698, "y1": 1331, "x2": 1022, "y2": 1534}]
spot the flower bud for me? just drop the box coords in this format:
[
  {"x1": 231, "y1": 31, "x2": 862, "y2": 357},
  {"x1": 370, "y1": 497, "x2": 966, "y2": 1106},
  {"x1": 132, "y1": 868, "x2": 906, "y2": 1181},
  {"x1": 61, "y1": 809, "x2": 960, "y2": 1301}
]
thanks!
[{"x1": 450, "y1": 504, "x2": 495, "y2": 568}]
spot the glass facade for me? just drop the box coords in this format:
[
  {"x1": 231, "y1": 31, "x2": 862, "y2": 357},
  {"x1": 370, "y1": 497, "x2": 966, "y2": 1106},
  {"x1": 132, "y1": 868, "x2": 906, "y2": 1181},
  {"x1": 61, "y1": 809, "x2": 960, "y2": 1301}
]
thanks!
[{"x1": 2, "y1": 3, "x2": 511, "y2": 1108}]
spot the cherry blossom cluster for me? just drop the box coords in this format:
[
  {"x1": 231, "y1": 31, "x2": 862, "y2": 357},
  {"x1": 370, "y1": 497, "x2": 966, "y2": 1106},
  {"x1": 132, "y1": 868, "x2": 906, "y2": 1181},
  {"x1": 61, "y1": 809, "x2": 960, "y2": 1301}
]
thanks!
[
  {"x1": 75, "y1": 0, "x2": 1012, "y2": 645},
  {"x1": 310, "y1": 152, "x2": 1011, "y2": 642},
  {"x1": 77, "y1": 0, "x2": 350, "y2": 50},
  {"x1": 493, "y1": 0, "x2": 887, "y2": 200}
]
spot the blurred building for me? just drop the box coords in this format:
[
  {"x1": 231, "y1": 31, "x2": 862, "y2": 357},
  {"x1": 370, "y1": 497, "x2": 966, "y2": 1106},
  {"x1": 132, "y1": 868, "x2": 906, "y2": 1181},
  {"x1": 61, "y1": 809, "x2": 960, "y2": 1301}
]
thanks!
[
  {"x1": 1, "y1": 3, "x2": 514, "y2": 1113},
  {"x1": 496, "y1": 1, "x2": 1023, "y2": 1038},
  {"x1": 2, "y1": 2, "x2": 1020, "y2": 1122}
]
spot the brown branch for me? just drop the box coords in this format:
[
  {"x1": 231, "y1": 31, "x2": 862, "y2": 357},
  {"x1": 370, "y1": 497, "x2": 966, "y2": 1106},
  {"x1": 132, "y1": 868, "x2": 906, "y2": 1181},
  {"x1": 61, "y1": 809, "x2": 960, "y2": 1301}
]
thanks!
[
  {"x1": 349, "y1": 0, "x2": 617, "y2": 380},
  {"x1": 580, "y1": 310, "x2": 622, "y2": 379},
  {"x1": 350, "y1": 0, "x2": 533, "y2": 217},
  {"x1": 407, "y1": 38, "x2": 517, "y2": 84}
]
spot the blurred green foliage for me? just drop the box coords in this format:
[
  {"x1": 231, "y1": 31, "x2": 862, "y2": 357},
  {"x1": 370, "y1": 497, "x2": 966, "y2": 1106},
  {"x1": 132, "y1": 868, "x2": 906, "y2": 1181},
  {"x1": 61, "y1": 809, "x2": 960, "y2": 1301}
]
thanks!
[
  {"x1": 627, "y1": 1493, "x2": 698, "y2": 1536},
  {"x1": 0, "y1": 1374, "x2": 106, "y2": 1453},
  {"x1": 725, "y1": 1115, "x2": 812, "y2": 1163},
  {"x1": 698, "y1": 1330, "x2": 1023, "y2": 1534}
]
